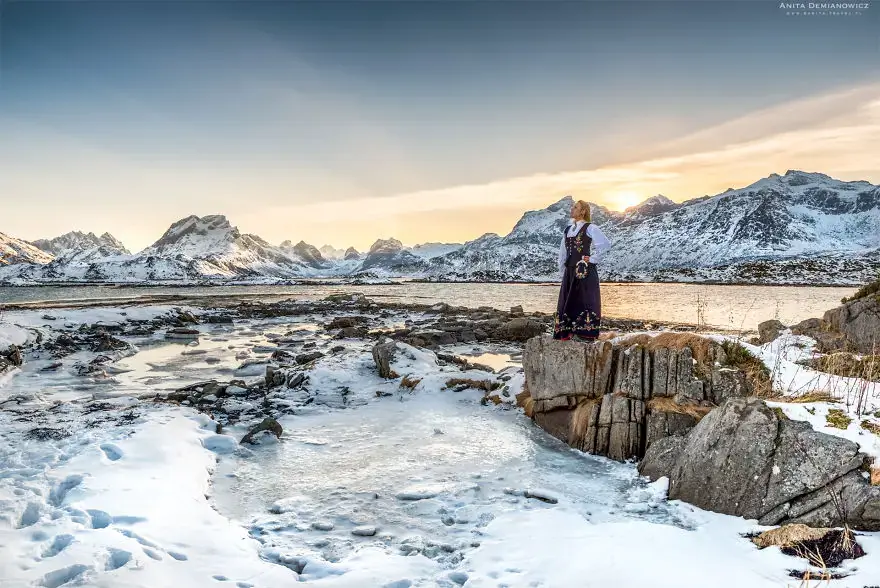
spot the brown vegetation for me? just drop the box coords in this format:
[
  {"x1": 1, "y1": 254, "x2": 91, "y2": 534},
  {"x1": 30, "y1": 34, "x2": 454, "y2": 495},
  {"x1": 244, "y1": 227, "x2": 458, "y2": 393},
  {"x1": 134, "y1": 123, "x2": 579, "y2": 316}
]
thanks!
[
  {"x1": 774, "y1": 391, "x2": 838, "y2": 404},
  {"x1": 445, "y1": 378, "x2": 502, "y2": 392},
  {"x1": 842, "y1": 275, "x2": 880, "y2": 303},
  {"x1": 646, "y1": 397, "x2": 713, "y2": 421},
  {"x1": 399, "y1": 375, "x2": 421, "y2": 389},
  {"x1": 810, "y1": 353, "x2": 880, "y2": 383}
]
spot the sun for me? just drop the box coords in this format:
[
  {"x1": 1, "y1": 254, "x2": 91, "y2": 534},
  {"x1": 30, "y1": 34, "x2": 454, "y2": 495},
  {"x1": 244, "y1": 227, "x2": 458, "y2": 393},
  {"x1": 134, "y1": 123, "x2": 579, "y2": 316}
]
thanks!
[{"x1": 610, "y1": 190, "x2": 644, "y2": 210}]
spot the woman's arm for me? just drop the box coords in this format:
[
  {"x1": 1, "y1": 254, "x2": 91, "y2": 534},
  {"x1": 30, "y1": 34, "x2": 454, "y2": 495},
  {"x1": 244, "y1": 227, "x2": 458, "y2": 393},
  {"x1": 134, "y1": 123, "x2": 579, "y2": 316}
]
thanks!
[{"x1": 586, "y1": 224, "x2": 611, "y2": 264}]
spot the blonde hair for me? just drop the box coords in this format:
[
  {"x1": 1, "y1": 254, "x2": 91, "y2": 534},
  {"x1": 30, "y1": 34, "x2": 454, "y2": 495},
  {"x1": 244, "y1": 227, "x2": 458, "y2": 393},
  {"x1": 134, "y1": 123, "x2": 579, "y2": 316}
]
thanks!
[{"x1": 571, "y1": 199, "x2": 591, "y2": 223}]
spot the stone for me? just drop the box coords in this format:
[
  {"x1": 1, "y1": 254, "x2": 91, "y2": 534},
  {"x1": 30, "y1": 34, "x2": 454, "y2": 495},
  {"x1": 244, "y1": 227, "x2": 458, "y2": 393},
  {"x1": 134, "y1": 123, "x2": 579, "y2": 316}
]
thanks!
[
  {"x1": 295, "y1": 351, "x2": 325, "y2": 365},
  {"x1": 326, "y1": 316, "x2": 367, "y2": 330},
  {"x1": 2, "y1": 345, "x2": 23, "y2": 367},
  {"x1": 757, "y1": 319, "x2": 786, "y2": 344},
  {"x1": 240, "y1": 418, "x2": 283, "y2": 445},
  {"x1": 638, "y1": 397, "x2": 880, "y2": 531},
  {"x1": 351, "y1": 525, "x2": 377, "y2": 537},
  {"x1": 496, "y1": 318, "x2": 546, "y2": 342},
  {"x1": 372, "y1": 340, "x2": 399, "y2": 379},
  {"x1": 791, "y1": 317, "x2": 823, "y2": 337},
  {"x1": 523, "y1": 336, "x2": 613, "y2": 402},
  {"x1": 823, "y1": 295, "x2": 880, "y2": 354},
  {"x1": 509, "y1": 305, "x2": 525, "y2": 317},
  {"x1": 165, "y1": 328, "x2": 200, "y2": 340}
]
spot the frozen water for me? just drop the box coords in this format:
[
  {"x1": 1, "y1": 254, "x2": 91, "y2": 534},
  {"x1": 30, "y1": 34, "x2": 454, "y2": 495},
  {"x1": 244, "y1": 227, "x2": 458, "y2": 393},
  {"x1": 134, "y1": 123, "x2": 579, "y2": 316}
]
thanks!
[{"x1": 2, "y1": 304, "x2": 879, "y2": 587}]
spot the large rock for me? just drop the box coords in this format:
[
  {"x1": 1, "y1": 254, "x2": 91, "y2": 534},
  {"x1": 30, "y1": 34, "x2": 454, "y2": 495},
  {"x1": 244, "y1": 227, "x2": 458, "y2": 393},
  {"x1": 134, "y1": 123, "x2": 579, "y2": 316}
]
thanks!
[
  {"x1": 496, "y1": 318, "x2": 546, "y2": 342},
  {"x1": 522, "y1": 335, "x2": 746, "y2": 461},
  {"x1": 757, "y1": 319, "x2": 785, "y2": 344},
  {"x1": 639, "y1": 398, "x2": 880, "y2": 531},
  {"x1": 823, "y1": 295, "x2": 880, "y2": 354}
]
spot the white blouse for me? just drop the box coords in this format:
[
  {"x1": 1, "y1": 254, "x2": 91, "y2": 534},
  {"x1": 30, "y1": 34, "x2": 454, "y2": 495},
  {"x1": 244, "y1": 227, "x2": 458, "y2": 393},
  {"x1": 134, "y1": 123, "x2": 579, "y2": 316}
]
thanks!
[{"x1": 557, "y1": 221, "x2": 611, "y2": 272}]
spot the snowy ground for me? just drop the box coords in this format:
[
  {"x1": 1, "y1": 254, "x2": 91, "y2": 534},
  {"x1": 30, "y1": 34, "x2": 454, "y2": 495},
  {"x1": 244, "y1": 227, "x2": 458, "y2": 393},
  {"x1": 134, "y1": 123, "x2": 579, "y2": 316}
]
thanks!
[{"x1": 1, "y1": 305, "x2": 879, "y2": 587}]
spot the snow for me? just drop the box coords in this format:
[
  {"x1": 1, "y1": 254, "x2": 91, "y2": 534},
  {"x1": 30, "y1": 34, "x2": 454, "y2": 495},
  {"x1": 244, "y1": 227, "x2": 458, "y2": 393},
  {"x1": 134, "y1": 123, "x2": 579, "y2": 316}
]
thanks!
[{"x1": 2, "y1": 304, "x2": 880, "y2": 587}]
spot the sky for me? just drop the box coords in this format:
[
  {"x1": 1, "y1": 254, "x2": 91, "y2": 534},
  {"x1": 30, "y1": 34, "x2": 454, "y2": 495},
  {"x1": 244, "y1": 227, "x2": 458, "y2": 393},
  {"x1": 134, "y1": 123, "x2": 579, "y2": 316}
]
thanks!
[{"x1": 0, "y1": 0, "x2": 878, "y2": 252}]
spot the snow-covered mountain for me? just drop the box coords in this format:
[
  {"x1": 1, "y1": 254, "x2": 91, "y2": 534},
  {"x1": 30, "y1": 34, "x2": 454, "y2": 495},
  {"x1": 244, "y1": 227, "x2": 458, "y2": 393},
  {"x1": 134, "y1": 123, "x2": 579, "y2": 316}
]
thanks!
[
  {"x1": 358, "y1": 238, "x2": 429, "y2": 276},
  {"x1": 0, "y1": 232, "x2": 54, "y2": 266},
  {"x1": 319, "y1": 245, "x2": 345, "y2": 260},
  {"x1": 280, "y1": 240, "x2": 327, "y2": 269},
  {"x1": 1, "y1": 171, "x2": 878, "y2": 285},
  {"x1": 418, "y1": 170, "x2": 880, "y2": 284},
  {"x1": 31, "y1": 231, "x2": 130, "y2": 259}
]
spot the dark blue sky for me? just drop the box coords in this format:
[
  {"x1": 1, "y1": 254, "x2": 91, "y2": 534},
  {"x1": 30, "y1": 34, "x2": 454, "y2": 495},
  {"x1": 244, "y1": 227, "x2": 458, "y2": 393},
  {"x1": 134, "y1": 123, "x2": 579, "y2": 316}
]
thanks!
[{"x1": 1, "y1": 0, "x2": 878, "y2": 248}]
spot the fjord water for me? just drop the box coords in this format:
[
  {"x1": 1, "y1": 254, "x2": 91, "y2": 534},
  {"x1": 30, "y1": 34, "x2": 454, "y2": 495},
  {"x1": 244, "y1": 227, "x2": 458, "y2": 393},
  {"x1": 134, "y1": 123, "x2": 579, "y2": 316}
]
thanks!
[{"x1": 0, "y1": 282, "x2": 854, "y2": 330}]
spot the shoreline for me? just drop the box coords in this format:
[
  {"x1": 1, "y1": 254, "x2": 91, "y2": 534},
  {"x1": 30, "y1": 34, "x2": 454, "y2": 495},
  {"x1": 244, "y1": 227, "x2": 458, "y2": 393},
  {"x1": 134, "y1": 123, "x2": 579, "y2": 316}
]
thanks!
[{"x1": 0, "y1": 279, "x2": 861, "y2": 288}]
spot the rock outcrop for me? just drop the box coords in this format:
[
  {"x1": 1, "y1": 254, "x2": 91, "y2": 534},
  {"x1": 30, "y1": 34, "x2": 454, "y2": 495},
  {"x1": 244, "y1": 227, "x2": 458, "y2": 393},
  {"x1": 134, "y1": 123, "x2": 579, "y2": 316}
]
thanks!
[
  {"x1": 521, "y1": 334, "x2": 755, "y2": 461},
  {"x1": 639, "y1": 398, "x2": 880, "y2": 531},
  {"x1": 1, "y1": 344, "x2": 23, "y2": 375},
  {"x1": 823, "y1": 293, "x2": 879, "y2": 354}
]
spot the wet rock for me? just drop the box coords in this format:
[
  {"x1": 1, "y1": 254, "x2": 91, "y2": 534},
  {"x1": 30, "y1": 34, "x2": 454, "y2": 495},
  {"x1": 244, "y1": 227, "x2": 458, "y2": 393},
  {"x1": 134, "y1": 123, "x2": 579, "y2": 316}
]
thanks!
[
  {"x1": 205, "y1": 314, "x2": 234, "y2": 324},
  {"x1": 165, "y1": 328, "x2": 200, "y2": 340},
  {"x1": 326, "y1": 316, "x2": 368, "y2": 330},
  {"x1": 295, "y1": 351, "x2": 325, "y2": 365},
  {"x1": 311, "y1": 521, "x2": 334, "y2": 531},
  {"x1": 2, "y1": 344, "x2": 23, "y2": 367},
  {"x1": 335, "y1": 326, "x2": 369, "y2": 339},
  {"x1": 240, "y1": 418, "x2": 283, "y2": 445},
  {"x1": 758, "y1": 319, "x2": 786, "y2": 344},
  {"x1": 509, "y1": 305, "x2": 524, "y2": 317},
  {"x1": 176, "y1": 310, "x2": 200, "y2": 324}
]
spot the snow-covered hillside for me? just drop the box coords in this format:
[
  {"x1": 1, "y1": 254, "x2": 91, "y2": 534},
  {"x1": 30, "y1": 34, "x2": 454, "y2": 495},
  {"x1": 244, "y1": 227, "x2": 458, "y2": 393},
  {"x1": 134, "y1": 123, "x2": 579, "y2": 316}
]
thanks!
[
  {"x1": 0, "y1": 232, "x2": 54, "y2": 267},
  {"x1": 1, "y1": 171, "x2": 878, "y2": 284},
  {"x1": 32, "y1": 231, "x2": 130, "y2": 259},
  {"x1": 421, "y1": 170, "x2": 880, "y2": 284}
]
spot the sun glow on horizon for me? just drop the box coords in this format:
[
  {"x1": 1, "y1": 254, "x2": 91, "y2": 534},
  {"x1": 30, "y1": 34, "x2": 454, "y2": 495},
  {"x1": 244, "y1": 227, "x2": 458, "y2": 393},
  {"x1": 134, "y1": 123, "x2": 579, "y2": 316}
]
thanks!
[{"x1": 607, "y1": 190, "x2": 644, "y2": 211}]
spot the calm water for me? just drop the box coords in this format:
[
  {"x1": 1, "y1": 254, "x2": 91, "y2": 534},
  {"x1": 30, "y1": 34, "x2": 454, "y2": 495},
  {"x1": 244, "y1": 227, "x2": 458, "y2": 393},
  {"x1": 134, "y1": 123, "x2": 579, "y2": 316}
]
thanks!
[{"x1": 0, "y1": 282, "x2": 855, "y2": 331}]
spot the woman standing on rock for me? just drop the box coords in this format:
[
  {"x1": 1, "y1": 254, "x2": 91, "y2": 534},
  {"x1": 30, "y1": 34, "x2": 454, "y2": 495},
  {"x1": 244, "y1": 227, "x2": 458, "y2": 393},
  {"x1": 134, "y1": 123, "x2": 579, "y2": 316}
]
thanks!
[{"x1": 554, "y1": 199, "x2": 611, "y2": 341}]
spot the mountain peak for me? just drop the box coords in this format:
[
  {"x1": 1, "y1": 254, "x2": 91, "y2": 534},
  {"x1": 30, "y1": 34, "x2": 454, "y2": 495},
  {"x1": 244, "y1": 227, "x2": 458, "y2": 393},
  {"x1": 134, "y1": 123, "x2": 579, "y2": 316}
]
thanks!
[
  {"x1": 369, "y1": 238, "x2": 404, "y2": 255},
  {"x1": 31, "y1": 230, "x2": 130, "y2": 257}
]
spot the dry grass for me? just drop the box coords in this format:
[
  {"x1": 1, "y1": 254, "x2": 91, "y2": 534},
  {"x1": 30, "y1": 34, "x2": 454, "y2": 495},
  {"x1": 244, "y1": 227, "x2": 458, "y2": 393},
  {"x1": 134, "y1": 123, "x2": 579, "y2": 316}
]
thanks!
[
  {"x1": 620, "y1": 332, "x2": 719, "y2": 365},
  {"x1": 842, "y1": 275, "x2": 880, "y2": 303},
  {"x1": 860, "y1": 419, "x2": 880, "y2": 436},
  {"x1": 647, "y1": 397, "x2": 713, "y2": 421},
  {"x1": 774, "y1": 391, "x2": 839, "y2": 404},
  {"x1": 825, "y1": 408, "x2": 852, "y2": 430},
  {"x1": 810, "y1": 353, "x2": 880, "y2": 383},
  {"x1": 445, "y1": 377, "x2": 502, "y2": 392},
  {"x1": 516, "y1": 389, "x2": 534, "y2": 418},
  {"x1": 721, "y1": 339, "x2": 774, "y2": 397},
  {"x1": 752, "y1": 524, "x2": 830, "y2": 549},
  {"x1": 399, "y1": 375, "x2": 421, "y2": 389}
]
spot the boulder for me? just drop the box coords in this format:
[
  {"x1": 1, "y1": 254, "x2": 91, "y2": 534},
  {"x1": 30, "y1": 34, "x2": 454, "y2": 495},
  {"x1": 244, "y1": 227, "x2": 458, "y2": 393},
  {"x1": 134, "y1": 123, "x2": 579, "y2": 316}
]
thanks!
[
  {"x1": 510, "y1": 305, "x2": 525, "y2": 317},
  {"x1": 2, "y1": 344, "x2": 23, "y2": 367},
  {"x1": 496, "y1": 318, "x2": 546, "y2": 342},
  {"x1": 372, "y1": 340, "x2": 399, "y2": 379},
  {"x1": 757, "y1": 319, "x2": 786, "y2": 344},
  {"x1": 823, "y1": 295, "x2": 880, "y2": 354},
  {"x1": 639, "y1": 398, "x2": 880, "y2": 531},
  {"x1": 522, "y1": 335, "x2": 734, "y2": 461},
  {"x1": 791, "y1": 317, "x2": 823, "y2": 337},
  {"x1": 241, "y1": 418, "x2": 283, "y2": 445}
]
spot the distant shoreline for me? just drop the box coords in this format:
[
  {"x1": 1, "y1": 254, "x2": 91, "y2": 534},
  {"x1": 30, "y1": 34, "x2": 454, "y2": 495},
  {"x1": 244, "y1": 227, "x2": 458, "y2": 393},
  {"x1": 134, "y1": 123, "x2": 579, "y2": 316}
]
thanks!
[{"x1": 0, "y1": 279, "x2": 861, "y2": 289}]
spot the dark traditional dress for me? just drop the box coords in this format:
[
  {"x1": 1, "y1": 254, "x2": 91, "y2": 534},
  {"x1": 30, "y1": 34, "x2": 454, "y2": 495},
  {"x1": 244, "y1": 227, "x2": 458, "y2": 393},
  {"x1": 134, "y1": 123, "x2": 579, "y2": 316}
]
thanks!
[{"x1": 554, "y1": 223, "x2": 601, "y2": 340}]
